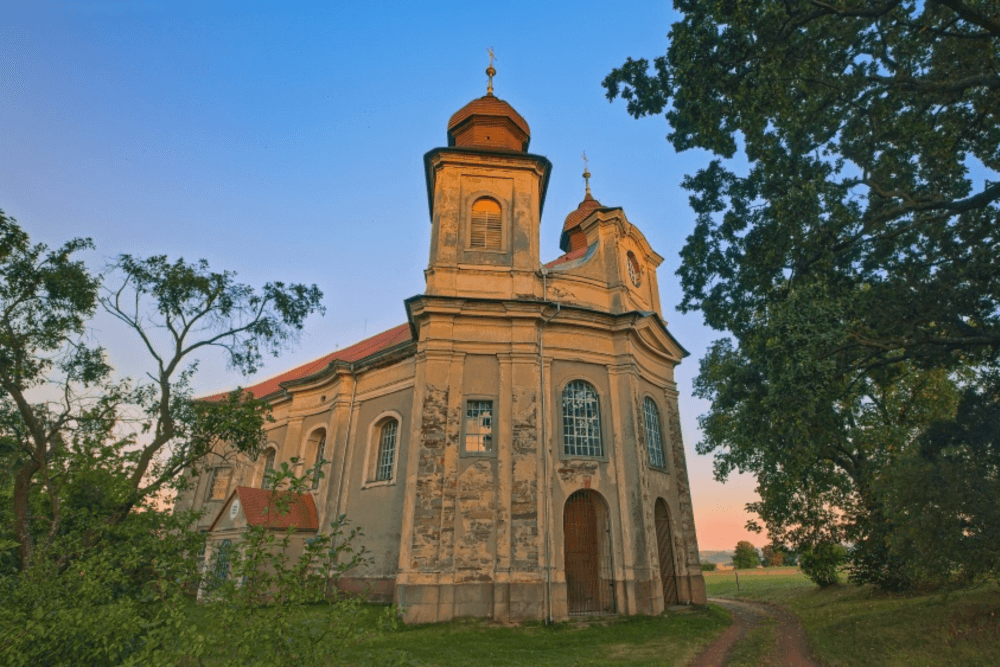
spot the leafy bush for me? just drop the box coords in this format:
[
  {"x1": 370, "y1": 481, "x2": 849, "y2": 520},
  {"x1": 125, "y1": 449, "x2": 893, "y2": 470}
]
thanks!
[
  {"x1": 799, "y1": 542, "x2": 847, "y2": 587},
  {"x1": 701, "y1": 562, "x2": 717, "y2": 572},
  {"x1": 0, "y1": 460, "x2": 397, "y2": 666},
  {"x1": 733, "y1": 541, "x2": 760, "y2": 569}
]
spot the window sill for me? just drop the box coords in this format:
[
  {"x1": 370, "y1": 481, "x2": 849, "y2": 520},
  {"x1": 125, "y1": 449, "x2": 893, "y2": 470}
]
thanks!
[
  {"x1": 459, "y1": 450, "x2": 497, "y2": 458},
  {"x1": 361, "y1": 479, "x2": 396, "y2": 490}
]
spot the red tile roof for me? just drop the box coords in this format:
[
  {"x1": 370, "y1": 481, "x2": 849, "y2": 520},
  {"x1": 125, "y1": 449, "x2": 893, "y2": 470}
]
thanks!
[
  {"x1": 234, "y1": 486, "x2": 319, "y2": 531},
  {"x1": 205, "y1": 323, "x2": 412, "y2": 400},
  {"x1": 544, "y1": 245, "x2": 589, "y2": 269}
]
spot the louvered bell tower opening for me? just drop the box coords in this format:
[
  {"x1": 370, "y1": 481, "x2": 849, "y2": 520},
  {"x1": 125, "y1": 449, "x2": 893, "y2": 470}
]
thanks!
[{"x1": 470, "y1": 197, "x2": 502, "y2": 250}]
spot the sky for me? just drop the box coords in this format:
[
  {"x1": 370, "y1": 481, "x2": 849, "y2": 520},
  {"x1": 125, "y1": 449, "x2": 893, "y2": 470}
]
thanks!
[{"x1": 1, "y1": 0, "x2": 763, "y2": 550}]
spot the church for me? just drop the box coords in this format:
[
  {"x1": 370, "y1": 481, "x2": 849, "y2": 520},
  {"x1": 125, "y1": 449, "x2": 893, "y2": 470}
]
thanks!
[{"x1": 174, "y1": 64, "x2": 707, "y2": 623}]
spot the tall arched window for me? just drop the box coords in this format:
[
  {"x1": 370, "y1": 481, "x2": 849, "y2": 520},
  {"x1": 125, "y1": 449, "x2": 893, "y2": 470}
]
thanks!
[
  {"x1": 261, "y1": 448, "x2": 276, "y2": 490},
  {"x1": 562, "y1": 380, "x2": 603, "y2": 457},
  {"x1": 376, "y1": 419, "x2": 398, "y2": 482},
  {"x1": 643, "y1": 397, "x2": 666, "y2": 469},
  {"x1": 312, "y1": 431, "x2": 326, "y2": 489},
  {"x1": 308, "y1": 430, "x2": 327, "y2": 490},
  {"x1": 470, "y1": 197, "x2": 502, "y2": 249}
]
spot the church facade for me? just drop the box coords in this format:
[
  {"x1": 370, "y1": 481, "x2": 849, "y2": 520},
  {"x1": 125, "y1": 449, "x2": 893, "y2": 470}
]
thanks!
[{"x1": 174, "y1": 77, "x2": 707, "y2": 623}]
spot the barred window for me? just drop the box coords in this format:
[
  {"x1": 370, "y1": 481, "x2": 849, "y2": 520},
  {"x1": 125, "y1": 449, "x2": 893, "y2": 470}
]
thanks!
[
  {"x1": 562, "y1": 380, "x2": 603, "y2": 457},
  {"x1": 207, "y1": 467, "x2": 232, "y2": 501},
  {"x1": 464, "y1": 400, "x2": 494, "y2": 453},
  {"x1": 643, "y1": 397, "x2": 666, "y2": 469},
  {"x1": 470, "y1": 197, "x2": 502, "y2": 249},
  {"x1": 376, "y1": 419, "x2": 398, "y2": 482}
]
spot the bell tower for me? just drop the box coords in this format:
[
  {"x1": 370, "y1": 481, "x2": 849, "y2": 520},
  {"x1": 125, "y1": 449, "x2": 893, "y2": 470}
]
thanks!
[{"x1": 423, "y1": 61, "x2": 551, "y2": 300}]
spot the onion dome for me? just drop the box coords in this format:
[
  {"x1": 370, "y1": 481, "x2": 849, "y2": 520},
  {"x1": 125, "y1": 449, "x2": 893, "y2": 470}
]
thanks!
[
  {"x1": 560, "y1": 161, "x2": 602, "y2": 252},
  {"x1": 447, "y1": 58, "x2": 531, "y2": 152}
]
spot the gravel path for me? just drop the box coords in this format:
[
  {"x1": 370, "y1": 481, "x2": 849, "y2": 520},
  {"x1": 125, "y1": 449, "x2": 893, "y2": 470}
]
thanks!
[{"x1": 689, "y1": 598, "x2": 822, "y2": 667}]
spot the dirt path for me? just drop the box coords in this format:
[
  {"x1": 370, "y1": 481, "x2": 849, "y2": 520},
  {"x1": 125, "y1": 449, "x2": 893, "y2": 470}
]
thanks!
[{"x1": 689, "y1": 598, "x2": 821, "y2": 667}]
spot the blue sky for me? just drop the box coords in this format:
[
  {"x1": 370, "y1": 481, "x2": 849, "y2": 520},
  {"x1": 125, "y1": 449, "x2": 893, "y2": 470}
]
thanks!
[{"x1": 1, "y1": 0, "x2": 760, "y2": 549}]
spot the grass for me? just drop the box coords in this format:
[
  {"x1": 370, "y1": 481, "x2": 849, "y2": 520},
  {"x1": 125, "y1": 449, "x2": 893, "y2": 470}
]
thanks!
[
  {"x1": 338, "y1": 605, "x2": 731, "y2": 666},
  {"x1": 705, "y1": 567, "x2": 1000, "y2": 666},
  {"x1": 182, "y1": 602, "x2": 731, "y2": 666},
  {"x1": 725, "y1": 617, "x2": 776, "y2": 667}
]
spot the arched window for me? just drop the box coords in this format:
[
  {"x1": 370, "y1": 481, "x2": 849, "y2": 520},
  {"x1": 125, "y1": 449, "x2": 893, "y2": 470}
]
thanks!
[
  {"x1": 375, "y1": 419, "x2": 398, "y2": 482},
  {"x1": 306, "y1": 429, "x2": 327, "y2": 490},
  {"x1": 562, "y1": 380, "x2": 603, "y2": 457},
  {"x1": 470, "y1": 197, "x2": 502, "y2": 250},
  {"x1": 261, "y1": 448, "x2": 276, "y2": 490},
  {"x1": 643, "y1": 397, "x2": 666, "y2": 469}
]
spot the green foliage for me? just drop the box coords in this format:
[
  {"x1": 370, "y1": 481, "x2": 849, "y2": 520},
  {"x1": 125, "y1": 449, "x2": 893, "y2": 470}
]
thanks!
[
  {"x1": 0, "y1": 211, "x2": 323, "y2": 570},
  {"x1": 799, "y1": 542, "x2": 848, "y2": 588},
  {"x1": 605, "y1": 3, "x2": 1000, "y2": 590},
  {"x1": 194, "y1": 461, "x2": 395, "y2": 666},
  {"x1": 733, "y1": 541, "x2": 760, "y2": 569},
  {"x1": 0, "y1": 506, "x2": 207, "y2": 666},
  {"x1": 0, "y1": 213, "x2": 338, "y2": 663},
  {"x1": 0, "y1": 459, "x2": 393, "y2": 666},
  {"x1": 701, "y1": 562, "x2": 717, "y2": 571}
]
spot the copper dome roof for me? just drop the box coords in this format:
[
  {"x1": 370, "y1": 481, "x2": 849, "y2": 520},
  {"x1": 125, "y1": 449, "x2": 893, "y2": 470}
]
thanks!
[
  {"x1": 559, "y1": 193, "x2": 605, "y2": 252},
  {"x1": 447, "y1": 94, "x2": 531, "y2": 152},
  {"x1": 562, "y1": 193, "x2": 603, "y2": 233}
]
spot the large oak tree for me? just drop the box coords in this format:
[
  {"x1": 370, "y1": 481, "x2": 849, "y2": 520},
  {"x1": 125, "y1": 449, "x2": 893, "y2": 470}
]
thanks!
[{"x1": 605, "y1": 1, "x2": 999, "y2": 587}]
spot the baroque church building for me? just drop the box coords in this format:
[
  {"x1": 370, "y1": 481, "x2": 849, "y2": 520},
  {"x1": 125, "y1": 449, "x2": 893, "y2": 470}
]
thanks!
[{"x1": 175, "y1": 71, "x2": 707, "y2": 623}]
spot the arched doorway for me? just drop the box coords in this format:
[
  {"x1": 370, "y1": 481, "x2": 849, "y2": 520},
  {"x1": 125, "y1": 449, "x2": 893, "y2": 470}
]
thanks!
[
  {"x1": 564, "y1": 489, "x2": 615, "y2": 614},
  {"x1": 655, "y1": 498, "x2": 678, "y2": 605}
]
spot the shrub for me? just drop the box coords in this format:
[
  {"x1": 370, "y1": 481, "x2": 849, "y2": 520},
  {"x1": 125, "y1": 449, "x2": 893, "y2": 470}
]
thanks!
[
  {"x1": 701, "y1": 562, "x2": 717, "y2": 572},
  {"x1": 799, "y1": 542, "x2": 848, "y2": 587}
]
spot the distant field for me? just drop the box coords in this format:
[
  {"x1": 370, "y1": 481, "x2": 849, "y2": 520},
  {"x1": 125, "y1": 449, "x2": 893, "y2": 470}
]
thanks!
[
  {"x1": 704, "y1": 567, "x2": 809, "y2": 598},
  {"x1": 704, "y1": 567, "x2": 1000, "y2": 666}
]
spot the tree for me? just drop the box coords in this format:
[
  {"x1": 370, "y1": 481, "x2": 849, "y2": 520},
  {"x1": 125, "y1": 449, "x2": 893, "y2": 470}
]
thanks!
[
  {"x1": 605, "y1": 1, "x2": 1000, "y2": 588},
  {"x1": 733, "y1": 540, "x2": 760, "y2": 569},
  {"x1": 0, "y1": 210, "x2": 323, "y2": 570},
  {"x1": 761, "y1": 543, "x2": 785, "y2": 568}
]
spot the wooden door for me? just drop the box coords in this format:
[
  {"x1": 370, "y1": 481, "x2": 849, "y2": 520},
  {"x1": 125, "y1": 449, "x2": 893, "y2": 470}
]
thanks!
[
  {"x1": 565, "y1": 490, "x2": 615, "y2": 614},
  {"x1": 655, "y1": 499, "x2": 678, "y2": 605}
]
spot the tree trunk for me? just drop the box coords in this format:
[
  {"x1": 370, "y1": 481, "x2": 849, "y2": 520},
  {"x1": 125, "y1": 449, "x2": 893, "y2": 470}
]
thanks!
[{"x1": 12, "y1": 459, "x2": 40, "y2": 569}]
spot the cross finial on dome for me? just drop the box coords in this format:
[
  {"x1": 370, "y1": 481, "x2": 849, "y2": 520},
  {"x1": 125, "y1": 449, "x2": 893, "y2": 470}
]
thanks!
[
  {"x1": 582, "y1": 151, "x2": 592, "y2": 198},
  {"x1": 486, "y1": 47, "x2": 497, "y2": 96}
]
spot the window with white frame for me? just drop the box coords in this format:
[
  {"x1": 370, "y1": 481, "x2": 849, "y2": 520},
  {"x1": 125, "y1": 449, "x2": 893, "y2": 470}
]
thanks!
[
  {"x1": 464, "y1": 400, "x2": 494, "y2": 453},
  {"x1": 470, "y1": 197, "x2": 502, "y2": 250},
  {"x1": 643, "y1": 397, "x2": 666, "y2": 469},
  {"x1": 375, "y1": 419, "x2": 398, "y2": 482},
  {"x1": 562, "y1": 380, "x2": 603, "y2": 457}
]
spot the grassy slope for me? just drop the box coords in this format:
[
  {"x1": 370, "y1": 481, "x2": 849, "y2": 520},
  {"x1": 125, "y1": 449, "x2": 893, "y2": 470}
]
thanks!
[
  {"x1": 705, "y1": 569, "x2": 1000, "y2": 666},
  {"x1": 339, "y1": 606, "x2": 731, "y2": 667}
]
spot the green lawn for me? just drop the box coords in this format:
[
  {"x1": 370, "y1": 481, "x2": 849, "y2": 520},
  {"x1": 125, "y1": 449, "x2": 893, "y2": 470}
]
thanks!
[
  {"x1": 338, "y1": 606, "x2": 731, "y2": 666},
  {"x1": 183, "y1": 602, "x2": 731, "y2": 666},
  {"x1": 705, "y1": 568, "x2": 1000, "y2": 666}
]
